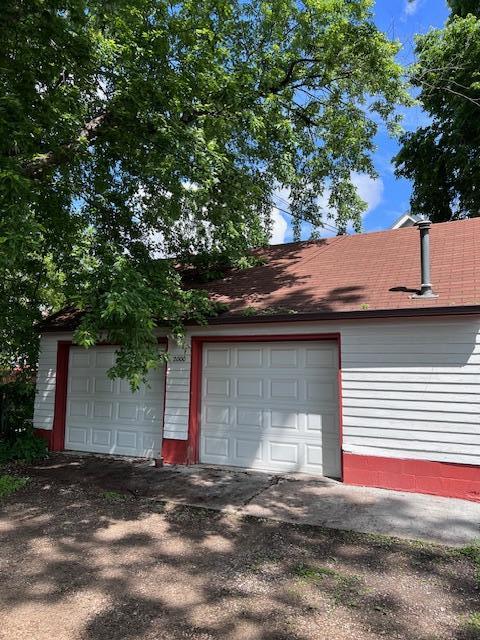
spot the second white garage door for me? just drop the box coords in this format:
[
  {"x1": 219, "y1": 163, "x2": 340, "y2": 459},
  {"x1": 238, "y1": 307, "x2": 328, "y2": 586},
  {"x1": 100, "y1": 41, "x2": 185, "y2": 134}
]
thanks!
[
  {"x1": 200, "y1": 341, "x2": 340, "y2": 476},
  {"x1": 65, "y1": 346, "x2": 165, "y2": 457}
]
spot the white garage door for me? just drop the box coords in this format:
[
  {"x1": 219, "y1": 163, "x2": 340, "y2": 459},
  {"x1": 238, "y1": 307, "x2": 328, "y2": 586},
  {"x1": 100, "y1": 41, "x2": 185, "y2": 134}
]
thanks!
[
  {"x1": 200, "y1": 341, "x2": 340, "y2": 476},
  {"x1": 65, "y1": 346, "x2": 165, "y2": 457}
]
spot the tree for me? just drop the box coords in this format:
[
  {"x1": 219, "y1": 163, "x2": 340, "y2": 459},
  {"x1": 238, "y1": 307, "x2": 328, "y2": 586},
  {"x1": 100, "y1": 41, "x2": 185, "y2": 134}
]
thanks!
[
  {"x1": 1, "y1": 0, "x2": 407, "y2": 385},
  {"x1": 395, "y1": 0, "x2": 480, "y2": 222}
]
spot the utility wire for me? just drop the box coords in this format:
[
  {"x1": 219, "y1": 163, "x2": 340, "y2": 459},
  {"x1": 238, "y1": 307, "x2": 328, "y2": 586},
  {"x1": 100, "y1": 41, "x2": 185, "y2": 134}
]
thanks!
[{"x1": 272, "y1": 197, "x2": 341, "y2": 235}]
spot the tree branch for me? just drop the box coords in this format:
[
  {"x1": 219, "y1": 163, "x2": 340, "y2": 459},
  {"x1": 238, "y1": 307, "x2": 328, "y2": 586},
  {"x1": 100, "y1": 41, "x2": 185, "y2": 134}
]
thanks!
[{"x1": 21, "y1": 112, "x2": 109, "y2": 179}]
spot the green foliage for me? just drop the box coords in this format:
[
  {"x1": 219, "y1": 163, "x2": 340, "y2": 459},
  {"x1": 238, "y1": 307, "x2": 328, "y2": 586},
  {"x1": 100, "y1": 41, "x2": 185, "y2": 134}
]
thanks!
[
  {"x1": 101, "y1": 490, "x2": 129, "y2": 502},
  {"x1": 1, "y1": 0, "x2": 408, "y2": 384},
  {"x1": 0, "y1": 377, "x2": 35, "y2": 439},
  {"x1": 395, "y1": 3, "x2": 480, "y2": 221},
  {"x1": 0, "y1": 427, "x2": 48, "y2": 464},
  {"x1": 0, "y1": 376, "x2": 47, "y2": 463},
  {"x1": 0, "y1": 474, "x2": 29, "y2": 498}
]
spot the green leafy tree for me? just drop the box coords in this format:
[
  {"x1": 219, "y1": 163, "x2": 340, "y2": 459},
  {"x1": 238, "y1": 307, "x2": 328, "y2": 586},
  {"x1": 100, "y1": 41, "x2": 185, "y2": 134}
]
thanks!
[
  {"x1": 395, "y1": 0, "x2": 480, "y2": 222},
  {"x1": 1, "y1": 0, "x2": 408, "y2": 384}
]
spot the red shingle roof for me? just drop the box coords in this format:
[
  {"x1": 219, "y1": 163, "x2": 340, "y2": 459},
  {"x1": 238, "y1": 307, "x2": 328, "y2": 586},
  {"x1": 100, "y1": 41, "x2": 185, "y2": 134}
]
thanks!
[
  {"x1": 41, "y1": 218, "x2": 480, "y2": 331},
  {"x1": 200, "y1": 218, "x2": 480, "y2": 317}
]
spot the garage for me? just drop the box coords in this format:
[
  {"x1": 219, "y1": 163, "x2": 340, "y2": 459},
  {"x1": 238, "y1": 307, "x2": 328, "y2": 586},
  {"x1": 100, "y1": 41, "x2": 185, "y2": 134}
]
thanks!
[
  {"x1": 200, "y1": 340, "x2": 340, "y2": 476},
  {"x1": 65, "y1": 345, "x2": 166, "y2": 457}
]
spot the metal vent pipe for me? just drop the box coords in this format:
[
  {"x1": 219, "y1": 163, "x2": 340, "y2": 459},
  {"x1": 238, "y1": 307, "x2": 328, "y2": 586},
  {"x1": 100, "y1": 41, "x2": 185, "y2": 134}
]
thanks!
[{"x1": 413, "y1": 220, "x2": 438, "y2": 298}]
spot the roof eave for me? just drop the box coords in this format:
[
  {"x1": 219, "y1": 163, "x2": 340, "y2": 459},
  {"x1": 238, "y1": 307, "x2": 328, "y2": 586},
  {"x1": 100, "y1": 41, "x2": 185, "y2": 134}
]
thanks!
[
  {"x1": 197, "y1": 305, "x2": 480, "y2": 326},
  {"x1": 39, "y1": 304, "x2": 480, "y2": 333}
]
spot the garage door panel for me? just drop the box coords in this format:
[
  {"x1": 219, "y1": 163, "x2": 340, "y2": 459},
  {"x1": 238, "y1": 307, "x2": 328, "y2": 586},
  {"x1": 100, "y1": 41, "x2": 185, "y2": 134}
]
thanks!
[
  {"x1": 236, "y1": 378, "x2": 263, "y2": 398},
  {"x1": 270, "y1": 379, "x2": 299, "y2": 399},
  {"x1": 118, "y1": 402, "x2": 138, "y2": 420},
  {"x1": 237, "y1": 347, "x2": 263, "y2": 368},
  {"x1": 306, "y1": 380, "x2": 336, "y2": 401},
  {"x1": 200, "y1": 341, "x2": 340, "y2": 476},
  {"x1": 67, "y1": 426, "x2": 88, "y2": 446},
  {"x1": 205, "y1": 377, "x2": 231, "y2": 398},
  {"x1": 116, "y1": 430, "x2": 137, "y2": 449},
  {"x1": 65, "y1": 346, "x2": 165, "y2": 457},
  {"x1": 95, "y1": 350, "x2": 115, "y2": 368},
  {"x1": 205, "y1": 348, "x2": 231, "y2": 368},
  {"x1": 70, "y1": 376, "x2": 90, "y2": 394},
  {"x1": 205, "y1": 405, "x2": 231, "y2": 426},
  {"x1": 270, "y1": 347, "x2": 298, "y2": 368},
  {"x1": 203, "y1": 435, "x2": 229, "y2": 458},
  {"x1": 304, "y1": 345, "x2": 337, "y2": 366},
  {"x1": 269, "y1": 441, "x2": 299, "y2": 464},
  {"x1": 93, "y1": 376, "x2": 114, "y2": 394},
  {"x1": 236, "y1": 407, "x2": 263, "y2": 428},
  {"x1": 142, "y1": 403, "x2": 164, "y2": 422},
  {"x1": 92, "y1": 429, "x2": 111, "y2": 446},
  {"x1": 270, "y1": 409, "x2": 299, "y2": 430},
  {"x1": 70, "y1": 350, "x2": 92, "y2": 368},
  {"x1": 234, "y1": 438, "x2": 263, "y2": 463},
  {"x1": 93, "y1": 401, "x2": 114, "y2": 419},
  {"x1": 69, "y1": 400, "x2": 89, "y2": 418},
  {"x1": 305, "y1": 444, "x2": 323, "y2": 468}
]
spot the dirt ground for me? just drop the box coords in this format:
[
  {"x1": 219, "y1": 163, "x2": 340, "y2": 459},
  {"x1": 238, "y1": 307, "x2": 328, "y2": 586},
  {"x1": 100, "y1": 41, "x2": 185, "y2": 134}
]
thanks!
[{"x1": 0, "y1": 469, "x2": 479, "y2": 640}]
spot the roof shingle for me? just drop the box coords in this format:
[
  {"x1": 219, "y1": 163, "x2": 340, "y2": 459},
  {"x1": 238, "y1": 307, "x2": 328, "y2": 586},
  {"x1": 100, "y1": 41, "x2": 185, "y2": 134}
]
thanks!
[
  {"x1": 200, "y1": 218, "x2": 480, "y2": 316},
  {"x1": 41, "y1": 218, "x2": 480, "y2": 330}
]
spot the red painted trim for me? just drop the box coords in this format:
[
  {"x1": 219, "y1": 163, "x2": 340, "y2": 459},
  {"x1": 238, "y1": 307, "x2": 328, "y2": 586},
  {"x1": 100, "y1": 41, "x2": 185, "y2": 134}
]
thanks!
[
  {"x1": 49, "y1": 338, "x2": 168, "y2": 453},
  {"x1": 190, "y1": 333, "x2": 341, "y2": 344},
  {"x1": 343, "y1": 453, "x2": 480, "y2": 502},
  {"x1": 162, "y1": 439, "x2": 190, "y2": 465},
  {"x1": 163, "y1": 333, "x2": 343, "y2": 477},
  {"x1": 51, "y1": 341, "x2": 71, "y2": 451},
  {"x1": 34, "y1": 428, "x2": 52, "y2": 448}
]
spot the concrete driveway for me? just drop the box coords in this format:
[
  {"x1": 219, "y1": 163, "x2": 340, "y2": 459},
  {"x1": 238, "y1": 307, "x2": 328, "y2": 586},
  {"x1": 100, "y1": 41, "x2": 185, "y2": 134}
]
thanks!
[{"x1": 21, "y1": 454, "x2": 480, "y2": 546}]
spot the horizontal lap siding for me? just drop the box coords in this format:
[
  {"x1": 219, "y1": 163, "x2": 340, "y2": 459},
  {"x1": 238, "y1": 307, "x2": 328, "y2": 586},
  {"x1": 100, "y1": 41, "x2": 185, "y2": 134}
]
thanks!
[
  {"x1": 33, "y1": 333, "x2": 73, "y2": 429},
  {"x1": 164, "y1": 318, "x2": 480, "y2": 465},
  {"x1": 35, "y1": 317, "x2": 480, "y2": 467},
  {"x1": 341, "y1": 318, "x2": 480, "y2": 465},
  {"x1": 162, "y1": 340, "x2": 192, "y2": 440}
]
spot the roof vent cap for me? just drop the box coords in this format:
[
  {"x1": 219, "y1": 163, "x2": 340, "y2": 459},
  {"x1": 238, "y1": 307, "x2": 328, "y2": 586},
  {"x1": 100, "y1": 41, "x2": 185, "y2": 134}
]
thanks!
[{"x1": 411, "y1": 219, "x2": 438, "y2": 299}]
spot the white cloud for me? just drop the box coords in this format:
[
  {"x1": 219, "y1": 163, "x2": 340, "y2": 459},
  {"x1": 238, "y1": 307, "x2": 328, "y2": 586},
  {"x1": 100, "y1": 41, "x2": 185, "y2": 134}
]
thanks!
[
  {"x1": 317, "y1": 173, "x2": 383, "y2": 235},
  {"x1": 269, "y1": 174, "x2": 383, "y2": 243},
  {"x1": 270, "y1": 207, "x2": 288, "y2": 244},
  {"x1": 403, "y1": 0, "x2": 420, "y2": 16},
  {"x1": 351, "y1": 173, "x2": 384, "y2": 214}
]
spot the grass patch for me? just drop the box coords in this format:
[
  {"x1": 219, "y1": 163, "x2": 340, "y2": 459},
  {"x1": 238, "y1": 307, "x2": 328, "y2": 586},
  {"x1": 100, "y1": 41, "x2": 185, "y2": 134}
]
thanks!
[
  {"x1": 294, "y1": 564, "x2": 338, "y2": 580},
  {"x1": 293, "y1": 563, "x2": 365, "y2": 607},
  {"x1": 101, "y1": 490, "x2": 128, "y2": 502},
  {"x1": 0, "y1": 474, "x2": 29, "y2": 498},
  {"x1": 458, "y1": 541, "x2": 480, "y2": 586},
  {"x1": 464, "y1": 612, "x2": 480, "y2": 634}
]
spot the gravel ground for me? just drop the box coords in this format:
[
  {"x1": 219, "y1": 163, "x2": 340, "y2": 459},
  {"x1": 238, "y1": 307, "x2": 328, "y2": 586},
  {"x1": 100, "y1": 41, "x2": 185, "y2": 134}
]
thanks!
[{"x1": 0, "y1": 471, "x2": 479, "y2": 640}]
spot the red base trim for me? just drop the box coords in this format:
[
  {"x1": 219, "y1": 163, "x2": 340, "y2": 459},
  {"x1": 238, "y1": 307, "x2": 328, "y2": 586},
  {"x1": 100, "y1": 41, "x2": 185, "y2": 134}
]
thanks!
[
  {"x1": 343, "y1": 453, "x2": 480, "y2": 502},
  {"x1": 162, "y1": 439, "x2": 193, "y2": 465},
  {"x1": 34, "y1": 428, "x2": 52, "y2": 448}
]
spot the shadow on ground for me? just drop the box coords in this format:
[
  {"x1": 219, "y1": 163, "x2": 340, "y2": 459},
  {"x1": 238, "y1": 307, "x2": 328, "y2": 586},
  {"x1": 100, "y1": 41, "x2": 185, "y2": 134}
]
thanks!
[
  {"x1": 21, "y1": 454, "x2": 480, "y2": 546},
  {"x1": 0, "y1": 456, "x2": 479, "y2": 639}
]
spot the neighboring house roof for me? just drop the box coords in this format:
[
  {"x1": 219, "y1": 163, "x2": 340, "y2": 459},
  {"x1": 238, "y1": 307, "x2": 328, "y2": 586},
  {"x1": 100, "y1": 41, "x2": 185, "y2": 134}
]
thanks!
[
  {"x1": 41, "y1": 218, "x2": 480, "y2": 331},
  {"x1": 390, "y1": 212, "x2": 423, "y2": 229}
]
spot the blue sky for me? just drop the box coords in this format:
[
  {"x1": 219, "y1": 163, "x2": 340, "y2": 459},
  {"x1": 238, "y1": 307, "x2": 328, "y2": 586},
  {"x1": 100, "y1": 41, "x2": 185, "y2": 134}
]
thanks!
[{"x1": 272, "y1": 0, "x2": 450, "y2": 244}]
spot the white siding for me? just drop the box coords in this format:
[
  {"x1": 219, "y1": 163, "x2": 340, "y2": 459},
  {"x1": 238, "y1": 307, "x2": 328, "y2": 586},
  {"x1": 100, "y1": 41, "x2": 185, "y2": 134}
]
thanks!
[
  {"x1": 163, "y1": 339, "x2": 192, "y2": 439},
  {"x1": 33, "y1": 332, "x2": 74, "y2": 429},
  {"x1": 34, "y1": 317, "x2": 480, "y2": 467},
  {"x1": 164, "y1": 317, "x2": 480, "y2": 467}
]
